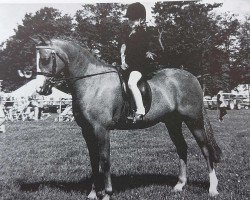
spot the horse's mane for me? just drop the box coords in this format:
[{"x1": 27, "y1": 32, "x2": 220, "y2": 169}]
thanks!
[
  {"x1": 51, "y1": 36, "x2": 114, "y2": 68},
  {"x1": 52, "y1": 35, "x2": 88, "y2": 49}
]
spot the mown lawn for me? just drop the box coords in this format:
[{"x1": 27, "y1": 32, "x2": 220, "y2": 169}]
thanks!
[{"x1": 0, "y1": 110, "x2": 249, "y2": 200}]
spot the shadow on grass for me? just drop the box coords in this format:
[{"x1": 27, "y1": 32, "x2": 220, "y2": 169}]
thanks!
[
  {"x1": 18, "y1": 173, "x2": 208, "y2": 194},
  {"x1": 18, "y1": 177, "x2": 91, "y2": 194}
]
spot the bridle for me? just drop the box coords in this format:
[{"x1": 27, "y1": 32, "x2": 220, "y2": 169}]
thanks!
[
  {"x1": 35, "y1": 45, "x2": 118, "y2": 82},
  {"x1": 36, "y1": 46, "x2": 69, "y2": 78}
]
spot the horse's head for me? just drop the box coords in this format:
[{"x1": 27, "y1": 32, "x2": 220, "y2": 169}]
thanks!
[{"x1": 31, "y1": 36, "x2": 69, "y2": 95}]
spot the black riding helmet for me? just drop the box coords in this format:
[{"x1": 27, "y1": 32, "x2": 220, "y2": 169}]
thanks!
[{"x1": 124, "y1": 2, "x2": 146, "y2": 21}]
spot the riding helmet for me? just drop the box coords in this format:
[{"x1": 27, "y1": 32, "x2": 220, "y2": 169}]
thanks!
[{"x1": 124, "y1": 2, "x2": 146, "y2": 20}]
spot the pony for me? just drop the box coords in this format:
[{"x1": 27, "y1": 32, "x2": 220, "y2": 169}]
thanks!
[{"x1": 31, "y1": 37, "x2": 221, "y2": 200}]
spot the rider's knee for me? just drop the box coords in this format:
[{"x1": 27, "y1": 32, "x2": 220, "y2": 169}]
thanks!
[
  {"x1": 128, "y1": 71, "x2": 142, "y2": 89},
  {"x1": 128, "y1": 78, "x2": 138, "y2": 90}
]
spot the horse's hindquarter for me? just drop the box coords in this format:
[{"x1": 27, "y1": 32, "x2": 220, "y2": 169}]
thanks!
[{"x1": 147, "y1": 69, "x2": 203, "y2": 120}]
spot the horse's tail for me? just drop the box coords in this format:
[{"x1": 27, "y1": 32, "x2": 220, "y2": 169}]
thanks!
[{"x1": 202, "y1": 106, "x2": 222, "y2": 163}]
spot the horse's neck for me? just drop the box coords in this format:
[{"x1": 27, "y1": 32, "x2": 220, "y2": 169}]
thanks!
[
  {"x1": 65, "y1": 47, "x2": 117, "y2": 95},
  {"x1": 83, "y1": 62, "x2": 109, "y2": 75},
  {"x1": 69, "y1": 63, "x2": 120, "y2": 102},
  {"x1": 66, "y1": 47, "x2": 111, "y2": 77},
  {"x1": 55, "y1": 41, "x2": 118, "y2": 96}
]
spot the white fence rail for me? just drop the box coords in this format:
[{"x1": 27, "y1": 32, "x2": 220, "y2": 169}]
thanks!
[{"x1": 2, "y1": 99, "x2": 73, "y2": 122}]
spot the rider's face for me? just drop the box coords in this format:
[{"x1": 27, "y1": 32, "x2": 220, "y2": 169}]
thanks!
[{"x1": 128, "y1": 19, "x2": 140, "y2": 28}]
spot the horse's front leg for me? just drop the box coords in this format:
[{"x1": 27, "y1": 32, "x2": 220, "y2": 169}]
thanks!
[
  {"x1": 84, "y1": 125, "x2": 112, "y2": 200},
  {"x1": 83, "y1": 127, "x2": 100, "y2": 200},
  {"x1": 96, "y1": 125, "x2": 112, "y2": 200}
]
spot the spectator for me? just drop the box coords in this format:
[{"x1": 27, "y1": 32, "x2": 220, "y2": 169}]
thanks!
[
  {"x1": 16, "y1": 97, "x2": 30, "y2": 121},
  {"x1": 4, "y1": 97, "x2": 14, "y2": 121},
  {"x1": 36, "y1": 96, "x2": 44, "y2": 120},
  {"x1": 26, "y1": 97, "x2": 39, "y2": 120},
  {"x1": 217, "y1": 90, "x2": 227, "y2": 122},
  {"x1": 0, "y1": 100, "x2": 6, "y2": 133}
]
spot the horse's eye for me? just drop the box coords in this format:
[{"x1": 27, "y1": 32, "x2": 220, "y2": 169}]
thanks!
[{"x1": 40, "y1": 57, "x2": 51, "y2": 65}]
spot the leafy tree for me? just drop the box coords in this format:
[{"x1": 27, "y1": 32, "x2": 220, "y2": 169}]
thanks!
[
  {"x1": 74, "y1": 3, "x2": 127, "y2": 64},
  {"x1": 0, "y1": 3, "x2": 248, "y2": 95},
  {"x1": 202, "y1": 13, "x2": 240, "y2": 94},
  {"x1": 153, "y1": 2, "x2": 221, "y2": 67},
  {"x1": 215, "y1": 13, "x2": 240, "y2": 90},
  {"x1": 233, "y1": 16, "x2": 250, "y2": 85},
  {"x1": 152, "y1": 1, "x2": 244, "y2": 94},
  {"x1": 0, "y1": 7, "x2": 74, "y2": 92}
]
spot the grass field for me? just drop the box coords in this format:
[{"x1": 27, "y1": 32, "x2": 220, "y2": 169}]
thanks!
[{"x1": 0, "y1": 110, "x2": 249, "y2": 200}]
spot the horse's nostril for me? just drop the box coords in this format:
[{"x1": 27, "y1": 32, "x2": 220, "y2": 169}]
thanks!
[{"x1": 36, "y1": 87, "x2": 43, "y2": 94}]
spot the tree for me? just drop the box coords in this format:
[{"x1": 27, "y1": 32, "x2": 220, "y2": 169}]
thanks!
[
  {"x1": 0, "y1": 7, "x2": 74, "y2": 92},
  {"x1": 152, "y1": 1, "x2": 222, "y2": 71},
  {"x1": 152, "y1": 1, "x2": 244, "y2": 95},
  {"x1": 0, "y1": 3, "x2": 248, "y2": 95},
  {"x1": 74, "y1": 3, "x2": 127, "y2": 64},
  {"x1": 233, "y1": 16, "x2": 250, "y2": 85}
]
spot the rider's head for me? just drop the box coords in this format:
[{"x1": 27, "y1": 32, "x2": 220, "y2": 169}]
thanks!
[{"x1": 124, "y1": 2, "x2": 146, "y2": 27}]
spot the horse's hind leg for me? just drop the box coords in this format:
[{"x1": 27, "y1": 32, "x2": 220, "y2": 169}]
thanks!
[
  {"x1": 164, "y1": 117, "x2": 187, "y2": 192},
  {"x1": 184, "y1": 117, "x2": 219, "y2": 197}
]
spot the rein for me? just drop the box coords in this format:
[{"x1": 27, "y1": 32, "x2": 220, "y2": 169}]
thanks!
[
  {"x1": 36, "y1": 45, "x2": 118, "y2": 82},
  {"x1": 49, "y1": 70, "x2": 118, "y2": 82}
]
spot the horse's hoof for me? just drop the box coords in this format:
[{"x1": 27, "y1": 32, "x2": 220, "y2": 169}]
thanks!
[
  {"x1": 87, "y1": 190, "x2": 98, "y2": 200},
  {"x1": 102, "y1": 194, "x2": 110, "y2": 200},
  {"x1": 172, "y1": 186, "x2": 182, "y2": 193},
  {"x1": 209, "y1": 189, "x2": 219, "y2": 197},
  {"x1": 173, "y1": 182, "x2": 185, "y2": 192}
]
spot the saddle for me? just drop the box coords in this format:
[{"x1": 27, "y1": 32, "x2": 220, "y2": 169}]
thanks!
[{"x1": 117, "y1": 69, "x2": 152, "y2": 123}]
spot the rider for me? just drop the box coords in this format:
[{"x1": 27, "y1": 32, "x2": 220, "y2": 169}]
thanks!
[{"x1": 121, "y1": 2, "x2": 154, "y2": 121}]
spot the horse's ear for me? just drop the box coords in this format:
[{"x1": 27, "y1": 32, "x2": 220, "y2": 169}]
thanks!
[
  {"x1": 37, "y1": 35, "x2": 48, "y2": 45},
  {"x1": 29, "y1": 35, "x2": 49, "y2": 45},
  {"x1": 29, "y1": 36, "x2": 40, "y2": 45}
]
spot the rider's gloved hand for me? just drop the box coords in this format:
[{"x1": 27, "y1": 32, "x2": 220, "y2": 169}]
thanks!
[
  {"x1": 121, "y1": 62, "x2": 129, "y2": 70},
  {"x1": 146, "y1": 51, "x2": 156, "y2": 60}
]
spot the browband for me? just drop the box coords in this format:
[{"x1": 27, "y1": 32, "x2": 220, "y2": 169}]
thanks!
[{"x1": 36, "y1": 46, "x2": 52, "y2": 49}]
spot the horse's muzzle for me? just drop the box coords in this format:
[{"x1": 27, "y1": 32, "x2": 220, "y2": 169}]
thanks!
[{"x1": 36, "y1": 84, "x2": 53, "y2": 96}]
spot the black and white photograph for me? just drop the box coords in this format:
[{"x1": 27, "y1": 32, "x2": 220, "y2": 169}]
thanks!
[{"x1": 0, "y1": 0, "x2": 249, "y2": 199}]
